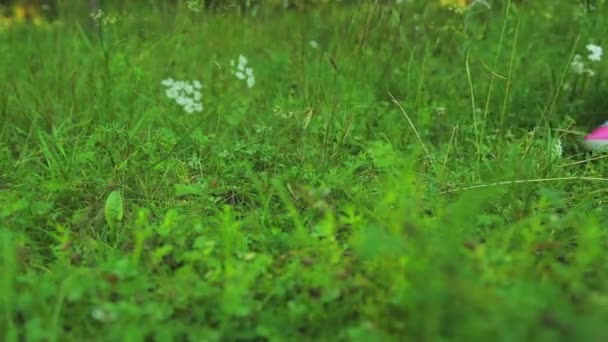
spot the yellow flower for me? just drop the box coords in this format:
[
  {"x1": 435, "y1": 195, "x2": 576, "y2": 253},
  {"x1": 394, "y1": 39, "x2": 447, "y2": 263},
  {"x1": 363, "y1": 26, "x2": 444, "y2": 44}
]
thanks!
[
  {"x1": 14, "y1": 5, "x2": 27, "y2": 22},
  {"x1": 0, "y1": 3, "x2": 45, "y2": 30}
]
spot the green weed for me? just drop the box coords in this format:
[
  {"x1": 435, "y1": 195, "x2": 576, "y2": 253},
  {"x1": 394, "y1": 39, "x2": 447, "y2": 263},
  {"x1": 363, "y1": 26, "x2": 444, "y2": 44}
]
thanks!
[{"x1": 2, "y1": 1, "x2": 608, "y2": 340}]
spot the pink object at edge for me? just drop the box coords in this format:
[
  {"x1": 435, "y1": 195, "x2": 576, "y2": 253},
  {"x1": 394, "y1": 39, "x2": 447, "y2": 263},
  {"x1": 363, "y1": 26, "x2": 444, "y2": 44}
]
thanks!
[{"x1": 585, "y1": 122, "x2": 608, "y2": 141}]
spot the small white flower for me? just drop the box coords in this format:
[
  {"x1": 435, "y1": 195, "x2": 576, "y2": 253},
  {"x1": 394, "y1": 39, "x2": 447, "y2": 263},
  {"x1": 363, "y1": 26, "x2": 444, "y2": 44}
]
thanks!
[
  {"x1": 571, "y1": 54, "x2": 585, "y2": 75},
  {"x1": 176, "y1": 97, "x2": 190, "y2": 106},
  {"x1": 571, "y1": 53, "x2": 596, "y2": 77},
  {"x1": 246, "y1": 74, "x2": 255, "y2": 88},
  {"x1": 587, "y1": 44, "x2": 602, "y2": 62},
  {"x1": 91, "y1": 306, "x2": 116, "y2": 323},
  {"x1": 186, "y1": 0, "x2": 202, "y2": 12},
  {"x1": 165, "y1": 88, "x2": 178, "y2": 99},
  {"x1": 309, "y1": 40, "x2": 319, "y2": 49},
  {"x1": 230, "y1": 55, "x2": 255, "y2": 88},
  {"x1": 161, "y1": 78, "x2": 204, "y2": 114},
  {"x1": 435, "y1": 107, "x2": 447, "y2": 115},
  {"x1": 184, "y1": 104, "x2": 195, "y2": 114},
  {"x1": 552, "y1": 138, "x2": 563, "y2": 159},
  {"x1": 90, "y1": 9, "x2": 117, "y2": 26},
  {"x1": 90, "y1": 10, "x2": 103, "y2": 21}
]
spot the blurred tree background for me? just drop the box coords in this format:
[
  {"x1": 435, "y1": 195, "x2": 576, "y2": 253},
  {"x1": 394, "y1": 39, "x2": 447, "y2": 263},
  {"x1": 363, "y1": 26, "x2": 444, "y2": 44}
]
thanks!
[
  {"x1": 0, "y1": 0, "x2": 462, "y2": 23},
  {"x1": 0, "y1": 0, "x2": 391, "y2": 32},
  {"x1": 0, "y1": 0, "x2": 466, "y2": 30}
]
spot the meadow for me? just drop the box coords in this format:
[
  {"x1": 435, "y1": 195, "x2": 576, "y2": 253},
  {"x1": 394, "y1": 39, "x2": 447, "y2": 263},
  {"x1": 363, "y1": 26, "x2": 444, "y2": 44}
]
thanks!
[{"x1": 2, "y1": 0, "x2": 608, "y2": 340}]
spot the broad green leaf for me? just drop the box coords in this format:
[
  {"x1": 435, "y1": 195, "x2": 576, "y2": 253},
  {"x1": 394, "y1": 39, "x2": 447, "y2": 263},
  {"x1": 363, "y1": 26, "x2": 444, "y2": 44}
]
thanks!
[{"x1": 104, "y1": 191, "x2": 124, "y2": 228}]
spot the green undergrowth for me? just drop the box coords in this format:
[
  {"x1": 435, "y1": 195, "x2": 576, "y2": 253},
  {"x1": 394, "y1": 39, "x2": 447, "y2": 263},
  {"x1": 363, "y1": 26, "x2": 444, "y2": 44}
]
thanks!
[{"x1": 2, "y1": 0, "x2": 608, "y2": 340}]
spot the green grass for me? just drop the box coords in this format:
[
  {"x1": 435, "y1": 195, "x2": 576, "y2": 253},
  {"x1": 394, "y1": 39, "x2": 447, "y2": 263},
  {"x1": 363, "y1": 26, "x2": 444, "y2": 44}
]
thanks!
[{"x1": 2, "y1": 0, "x2": 608, "y2": 340}]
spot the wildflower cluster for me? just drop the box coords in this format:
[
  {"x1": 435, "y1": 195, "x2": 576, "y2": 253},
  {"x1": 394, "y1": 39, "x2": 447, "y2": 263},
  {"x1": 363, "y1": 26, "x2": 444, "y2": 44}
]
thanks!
[
  {"x1": 161, "y1": 78, "x2": 204, "y2": 114},
  {"x1": 571, "y1": 44, "x2": 602, "y2": 77},
  {"x1": 552, "y1": 138, "x2": 563, "y2": 159},
  {"x1": 186, "y1": 0, "x2": 203, "y2": 13},
  {"x1": 230, "y1": 55, "x2": 255, "y2": 88},
  {"x1": 90, "y1": 9, "x2": 117, "y2": 26}
]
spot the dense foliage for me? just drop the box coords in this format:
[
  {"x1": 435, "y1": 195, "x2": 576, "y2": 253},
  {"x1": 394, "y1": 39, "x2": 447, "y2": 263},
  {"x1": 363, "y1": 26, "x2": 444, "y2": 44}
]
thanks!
[{"x1": 2, "y1": 1, "x2": 608, "y2": 340}]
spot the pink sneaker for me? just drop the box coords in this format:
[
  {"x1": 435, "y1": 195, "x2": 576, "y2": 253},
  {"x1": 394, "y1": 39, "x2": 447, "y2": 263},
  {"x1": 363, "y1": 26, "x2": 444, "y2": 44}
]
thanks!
[{"x1": 584, "y1": 121, "x2": 608, "y2": 151}]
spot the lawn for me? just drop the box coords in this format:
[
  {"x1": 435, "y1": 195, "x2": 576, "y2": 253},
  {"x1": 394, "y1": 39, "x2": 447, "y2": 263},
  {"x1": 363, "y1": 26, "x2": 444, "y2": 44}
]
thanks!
[{"x1": 2, "y1": 0, "x2": 608, "y2": 340}]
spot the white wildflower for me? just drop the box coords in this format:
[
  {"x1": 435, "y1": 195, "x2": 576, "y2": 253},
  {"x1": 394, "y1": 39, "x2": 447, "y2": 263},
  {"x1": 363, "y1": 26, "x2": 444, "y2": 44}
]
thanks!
[
  {"x1": 90, "y1": 10, "x2": 103, "y2": 21},
  {"x1": 273, "y1": 105, "x2": 295, "y2": 119},
  {"x1": 90, "y1": 10, "x2": 116, "y2": 26},
  {"x1": 176, "y1": 97, "x2": 190, "y2": 107},
  {"x1": 186, "y1": 0, "x2": 202, "y2": 12},
  {"x1": 552, "y1": 138, "x2": 563, "y2": 159},
  {"x1": 434, "y1": 107, "x2": 447, "y2": 116},
  {"x1": 571, "y1": 54, "x2": 585, "y2": 75},
  {"x1": 587, "y1": 44, "x2": 602, "y2": 62},
  {"x1": 91, "y1": 305, "x2": 116, "y2": 323},
  {"x1": 309, "y1": 40, "x2": 319, "y2": 49},
  {"x1": 165, "y1": 88, "x2": 177, "y2": 99},
  {"x1": 246, "y1": 72, "x2": 255, "y2": 88},
  {"x1": 230, "y1": 55, "x2": 255, "y2": 88},
  {"x1": 571, "y1": 54, "x2": 596, "y2": 77},
  {"x1": 161, "y1": 78, "x2": 204, "y2": 114}
]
